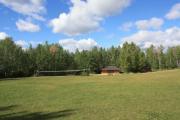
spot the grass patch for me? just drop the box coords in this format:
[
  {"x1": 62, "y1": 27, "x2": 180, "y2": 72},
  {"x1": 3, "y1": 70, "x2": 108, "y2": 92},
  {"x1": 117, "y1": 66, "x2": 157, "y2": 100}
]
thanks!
[{"x1": 0, "y1": 69, "x2": 180, "y2": 120}]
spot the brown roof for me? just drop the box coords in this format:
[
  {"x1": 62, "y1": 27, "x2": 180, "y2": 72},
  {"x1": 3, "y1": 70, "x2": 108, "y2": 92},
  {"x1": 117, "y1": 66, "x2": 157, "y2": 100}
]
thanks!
[{"x1": 101, "y1": 66, "x2": 120, "y2": 71}]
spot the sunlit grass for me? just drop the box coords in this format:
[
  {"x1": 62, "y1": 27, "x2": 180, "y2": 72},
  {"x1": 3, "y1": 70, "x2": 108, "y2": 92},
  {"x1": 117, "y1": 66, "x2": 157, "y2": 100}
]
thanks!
[{"x1": 0, "y1": 69, "x2": 180, "y2": 120}]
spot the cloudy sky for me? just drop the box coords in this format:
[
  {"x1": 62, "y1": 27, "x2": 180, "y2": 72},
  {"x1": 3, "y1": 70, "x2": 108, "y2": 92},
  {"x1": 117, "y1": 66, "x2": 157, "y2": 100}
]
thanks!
[{"x1": 0, "y1": 0, "x2": 180, "y2": 52}]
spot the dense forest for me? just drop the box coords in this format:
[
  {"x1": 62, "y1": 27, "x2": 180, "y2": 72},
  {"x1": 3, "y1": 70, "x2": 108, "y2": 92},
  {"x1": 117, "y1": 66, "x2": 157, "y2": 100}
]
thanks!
[{"x1": 0, "y1": 37, "x2": 180, "y2": 78}]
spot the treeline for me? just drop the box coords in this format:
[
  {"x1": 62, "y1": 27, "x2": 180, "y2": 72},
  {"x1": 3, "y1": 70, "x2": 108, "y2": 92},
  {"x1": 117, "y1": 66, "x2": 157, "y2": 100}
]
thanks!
[{"x1": 0, "y1": 38, "x2": 180, "y2": 78}]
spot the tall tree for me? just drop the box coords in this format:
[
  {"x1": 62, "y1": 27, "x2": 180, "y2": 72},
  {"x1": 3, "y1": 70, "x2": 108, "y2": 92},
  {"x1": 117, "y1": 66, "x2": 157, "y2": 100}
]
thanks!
[
  {"x1": 120, "y1": 42, "x2": 144, "y2": 72},
  {"x1": 146, "y1": 45, "x2": 159, "y2": 70}
]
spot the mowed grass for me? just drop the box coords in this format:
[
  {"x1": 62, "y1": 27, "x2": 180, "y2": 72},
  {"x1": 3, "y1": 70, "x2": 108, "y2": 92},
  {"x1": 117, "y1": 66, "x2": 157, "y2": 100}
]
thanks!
[{"x1": 0, "y1": 70, "x2": 180, "y2": 120}]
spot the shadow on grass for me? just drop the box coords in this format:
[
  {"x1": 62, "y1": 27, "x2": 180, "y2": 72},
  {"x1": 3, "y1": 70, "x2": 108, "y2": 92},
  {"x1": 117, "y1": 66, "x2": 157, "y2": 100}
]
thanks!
[
  {"x1": 0, "y1": 105, "x2": 76, "y2": 120},
  {"x1": 0, "y1": 78, "x2": 22, "y2": 81},
  {"x1": 0, "y1": 105, "x2": 19, "y2": 112}
]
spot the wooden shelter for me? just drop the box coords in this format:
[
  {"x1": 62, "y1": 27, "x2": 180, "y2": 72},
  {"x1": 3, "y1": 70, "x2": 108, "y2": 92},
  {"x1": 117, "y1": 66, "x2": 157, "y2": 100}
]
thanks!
[{"x1": 101, "y1": 66, "x2": 120, "y2": 75}]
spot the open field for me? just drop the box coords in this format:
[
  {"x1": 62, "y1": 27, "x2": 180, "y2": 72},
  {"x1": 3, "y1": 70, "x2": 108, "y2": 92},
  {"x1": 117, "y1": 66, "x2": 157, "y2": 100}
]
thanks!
[{"x1": 0, "y1": 69, "x2": 180, "y2": 120}]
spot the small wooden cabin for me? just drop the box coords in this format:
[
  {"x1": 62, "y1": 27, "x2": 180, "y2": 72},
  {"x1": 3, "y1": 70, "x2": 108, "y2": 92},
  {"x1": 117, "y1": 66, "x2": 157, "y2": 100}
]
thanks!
[{"x1": 101, "y1": 66, "x2": 120, "y2": 75}]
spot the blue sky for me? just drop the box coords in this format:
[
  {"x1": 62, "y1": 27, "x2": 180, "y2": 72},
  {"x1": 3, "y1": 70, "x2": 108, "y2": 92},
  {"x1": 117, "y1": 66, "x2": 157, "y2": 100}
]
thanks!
[{"x1": 0, "y1": 0, "x2": 180, "y2": 52}]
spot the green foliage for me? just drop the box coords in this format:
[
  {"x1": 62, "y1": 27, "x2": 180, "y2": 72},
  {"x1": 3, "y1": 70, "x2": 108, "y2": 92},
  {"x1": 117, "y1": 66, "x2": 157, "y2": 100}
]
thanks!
[
  {"x1": 0, "y1": 38, "x2": 30, "y2": 77},
  {"x1": 120, "y1": 42, "x2": 148, "y2": 72},
  {"x1": 0, "y1": 37, "x2": 180, "y2": 78},
  {"x1": 74, "y1": 50, "x2": 90, "y2": 69},
  {"x1": 146, "y1": 45, "x2": 167, "y2": 70},
  {"x1": 166, "y1": 46, "x2": 180, "y2": 69}
]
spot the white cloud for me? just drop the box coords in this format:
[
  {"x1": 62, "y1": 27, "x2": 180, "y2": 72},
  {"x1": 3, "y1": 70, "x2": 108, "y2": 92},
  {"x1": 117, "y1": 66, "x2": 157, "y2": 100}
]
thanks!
[
  {"x1": 0, "y1": 32, "x2": 8, "y2": 40},
  {"x1": 15, "y1": 40, "x2": 28, "y2": 47},
  {"x1": 15, "y1": 40, "x2": 42, "y2": 49},
  {"x1": 50, "y1": 0, "x2": 131, "y2": 36},
  {"x1": 119, "y1": 22, "x2": 133, "y2": 31},
  {"x1": 166, "y1": 3, "x2": 180, "y2": 20},
  {"x1": 59, "y1": 38, "x2": 98, "y2": 52},
  {"x1": 16, "y1": 19, "x2": 40, "y2": 32},
  {"x1": 15, "y1": 40, "x2": 28, "y2": 50},
  {"x1": 0, "y1": 0, "x2": 46, "y2": 21},
  {"x1": 119, "y1": 17, "x2": 164, "y2": 31},
  {"x1": 121, "y1": 27, "x2": 180, "y2": 49},
  {"x1": 135, "y1": 17, "x2": 164, "y2": 30}
]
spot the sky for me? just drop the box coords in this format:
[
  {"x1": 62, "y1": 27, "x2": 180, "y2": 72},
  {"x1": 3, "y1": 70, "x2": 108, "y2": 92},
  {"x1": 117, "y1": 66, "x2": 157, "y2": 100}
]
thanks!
[{"x1": 0, "y1": 0, "x2": 180, "y2": 52}]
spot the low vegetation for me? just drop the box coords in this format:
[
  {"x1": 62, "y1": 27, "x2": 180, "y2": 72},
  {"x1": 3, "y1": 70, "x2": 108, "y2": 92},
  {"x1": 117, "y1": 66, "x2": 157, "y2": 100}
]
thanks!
[{"x1": 0, "y1": 69, "x2": 180, "y2": 120}]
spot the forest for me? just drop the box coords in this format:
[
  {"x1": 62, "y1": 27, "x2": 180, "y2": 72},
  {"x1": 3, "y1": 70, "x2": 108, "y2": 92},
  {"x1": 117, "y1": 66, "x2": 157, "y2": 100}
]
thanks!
[{"x1": 0, "y1": 37, "x2": 180, "y2": 78}]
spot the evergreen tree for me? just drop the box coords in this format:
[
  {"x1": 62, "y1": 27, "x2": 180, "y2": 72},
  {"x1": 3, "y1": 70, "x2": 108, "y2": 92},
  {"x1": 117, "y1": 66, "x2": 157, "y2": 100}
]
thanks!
[
  {"x1": 0, "y1": 37, "x2": 179, "y2": 78},
  {"x1": 146, "y1": 45, "x2": 159, "y2": 70},
  {"x1": 120, "y1": 42, "x2": 144, "y2": 72}
]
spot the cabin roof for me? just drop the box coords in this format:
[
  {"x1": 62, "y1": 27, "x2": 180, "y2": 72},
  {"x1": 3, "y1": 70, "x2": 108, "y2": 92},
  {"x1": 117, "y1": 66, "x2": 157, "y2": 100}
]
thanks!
[{"x1": 101, "y1": 66, "x2": 120, "y2": 71}]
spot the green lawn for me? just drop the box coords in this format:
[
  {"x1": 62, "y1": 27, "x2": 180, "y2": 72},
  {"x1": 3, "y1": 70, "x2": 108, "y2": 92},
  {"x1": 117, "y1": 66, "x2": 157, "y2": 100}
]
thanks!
[{"x1": 0, "y1": 70, "x2": 180, "y2": 120}]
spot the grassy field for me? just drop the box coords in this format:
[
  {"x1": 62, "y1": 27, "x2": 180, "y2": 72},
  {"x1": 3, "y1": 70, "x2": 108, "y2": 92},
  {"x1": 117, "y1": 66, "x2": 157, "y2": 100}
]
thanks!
[{"x1": 0, "y1": 69, "x2": 180, "y2": 120}]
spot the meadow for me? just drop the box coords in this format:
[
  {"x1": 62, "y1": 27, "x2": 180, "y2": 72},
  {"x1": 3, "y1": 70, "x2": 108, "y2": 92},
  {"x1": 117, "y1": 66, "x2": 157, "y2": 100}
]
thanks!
[{"x1": 0, "y1": 69, "x2": 180, "y2": 120}]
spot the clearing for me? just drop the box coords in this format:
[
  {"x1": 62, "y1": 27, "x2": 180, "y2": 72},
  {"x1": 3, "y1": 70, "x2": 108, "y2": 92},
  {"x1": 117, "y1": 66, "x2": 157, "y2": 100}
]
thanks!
[{"x1": 0, "y1": 69, "x2": 180, "y2": 120}]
